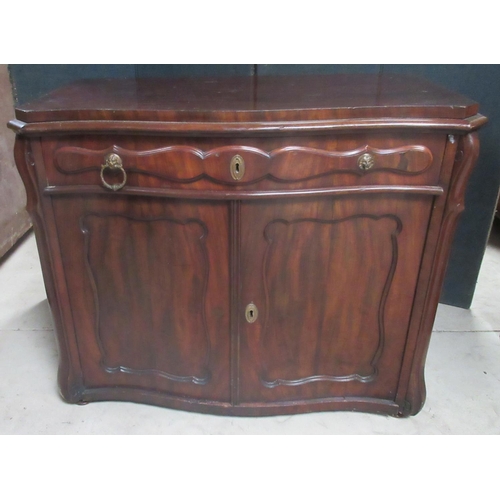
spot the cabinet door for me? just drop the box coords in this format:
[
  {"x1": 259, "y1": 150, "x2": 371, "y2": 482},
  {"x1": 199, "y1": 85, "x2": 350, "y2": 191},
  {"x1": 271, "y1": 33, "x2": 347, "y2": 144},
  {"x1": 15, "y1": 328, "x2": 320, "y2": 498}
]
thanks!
[
  {"x1": 52, "y1": 195, "x2": 230, "y2": 403},
  {"x1": 238, "y1": 194, "x2": 434, "y2": 405}
]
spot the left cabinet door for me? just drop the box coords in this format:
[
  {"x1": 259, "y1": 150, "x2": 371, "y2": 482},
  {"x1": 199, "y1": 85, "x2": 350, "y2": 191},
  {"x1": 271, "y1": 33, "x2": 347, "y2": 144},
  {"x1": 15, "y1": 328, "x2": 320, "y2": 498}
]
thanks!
[{"x1": 51, "y1": 194, "x2": 231, "y2": 404}]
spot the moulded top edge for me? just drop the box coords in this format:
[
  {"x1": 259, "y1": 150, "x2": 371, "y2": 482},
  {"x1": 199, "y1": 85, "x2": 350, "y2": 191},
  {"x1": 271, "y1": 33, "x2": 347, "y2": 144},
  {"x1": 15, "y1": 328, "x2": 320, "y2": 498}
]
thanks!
[{"x1": 7, "y1": 115, "x2": 488, "y2": 136}]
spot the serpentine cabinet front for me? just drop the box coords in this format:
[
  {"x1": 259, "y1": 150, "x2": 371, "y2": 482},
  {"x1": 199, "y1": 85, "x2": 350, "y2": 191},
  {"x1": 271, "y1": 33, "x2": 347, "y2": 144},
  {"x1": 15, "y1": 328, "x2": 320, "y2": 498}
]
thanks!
[
  {"x1": 10, "y1": 75, "x2": 488, "y2": 417},
  {"x1": 11, "y1": 87, "x2": 484, "y2": 416},
  {"x1": 14, "y1": 125, "x2": 478, "y2": 417}
]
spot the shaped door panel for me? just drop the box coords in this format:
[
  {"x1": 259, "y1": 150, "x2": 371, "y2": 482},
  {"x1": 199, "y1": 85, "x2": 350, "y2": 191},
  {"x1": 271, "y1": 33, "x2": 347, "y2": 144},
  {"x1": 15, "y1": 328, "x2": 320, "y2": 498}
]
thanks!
[
  {"x1": 238, "y1": 194, "x2": 433, "y2": 403},
  {"x1": 52, "y1": 196, "x2": 230, "y2": 402}
]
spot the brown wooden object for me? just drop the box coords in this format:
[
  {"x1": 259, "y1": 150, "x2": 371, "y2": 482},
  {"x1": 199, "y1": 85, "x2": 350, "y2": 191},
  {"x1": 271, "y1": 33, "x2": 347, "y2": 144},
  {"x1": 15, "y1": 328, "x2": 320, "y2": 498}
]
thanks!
[{"x1": 8, "y1": 74, "x2": 486, "y2": 417}]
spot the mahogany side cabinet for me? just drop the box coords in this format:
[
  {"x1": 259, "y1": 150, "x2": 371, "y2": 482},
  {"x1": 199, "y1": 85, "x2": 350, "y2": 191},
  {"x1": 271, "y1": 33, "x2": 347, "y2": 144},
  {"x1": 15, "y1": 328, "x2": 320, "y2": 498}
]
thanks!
[{"x1": 8, "y1": 75, "x2": 487, "y2": 417}]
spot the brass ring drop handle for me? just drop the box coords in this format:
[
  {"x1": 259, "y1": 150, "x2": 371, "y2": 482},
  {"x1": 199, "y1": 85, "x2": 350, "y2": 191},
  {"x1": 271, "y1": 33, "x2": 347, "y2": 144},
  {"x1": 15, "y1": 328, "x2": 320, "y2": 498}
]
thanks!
[
  {"x1": 100, "y1": 153, "x2": 127, "y2": 191},
  {"x1": 357, "y1": 153, "x2": 375, "y2": 171}
]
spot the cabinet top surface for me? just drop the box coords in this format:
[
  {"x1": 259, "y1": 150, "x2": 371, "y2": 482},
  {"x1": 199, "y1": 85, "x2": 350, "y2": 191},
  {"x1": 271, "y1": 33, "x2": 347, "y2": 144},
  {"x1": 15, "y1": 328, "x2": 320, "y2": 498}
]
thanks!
[{"x1": 14, "y1": 74, "x2": 480, "y2": 124}]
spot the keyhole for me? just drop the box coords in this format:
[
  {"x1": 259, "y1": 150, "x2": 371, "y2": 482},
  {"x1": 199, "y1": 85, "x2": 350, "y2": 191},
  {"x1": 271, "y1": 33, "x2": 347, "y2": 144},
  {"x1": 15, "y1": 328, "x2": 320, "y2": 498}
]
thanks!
[
  {"x1": 245, "y1": 302, "x2": 258, "y2": 323},
  {"x1": 230, "y1": 155, "x2": 245, "y2": 180}
]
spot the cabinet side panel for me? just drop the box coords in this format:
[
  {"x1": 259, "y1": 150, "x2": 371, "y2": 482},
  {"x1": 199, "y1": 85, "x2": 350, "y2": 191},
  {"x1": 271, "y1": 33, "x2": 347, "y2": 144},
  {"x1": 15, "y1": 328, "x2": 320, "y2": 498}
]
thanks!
[
  {"x1": 15, "y1": 137, "x2": 87, "y2": 401},
  {"x1": 401, "y1": 133, "x2": 480, "y2": 415}
]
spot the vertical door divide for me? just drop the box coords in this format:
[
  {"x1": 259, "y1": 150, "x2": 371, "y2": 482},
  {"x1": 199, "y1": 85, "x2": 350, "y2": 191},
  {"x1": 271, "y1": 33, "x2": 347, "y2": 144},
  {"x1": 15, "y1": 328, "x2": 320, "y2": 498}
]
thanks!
[{"x1": 229, "y1": 200, "x2": 241, "y2": 405}]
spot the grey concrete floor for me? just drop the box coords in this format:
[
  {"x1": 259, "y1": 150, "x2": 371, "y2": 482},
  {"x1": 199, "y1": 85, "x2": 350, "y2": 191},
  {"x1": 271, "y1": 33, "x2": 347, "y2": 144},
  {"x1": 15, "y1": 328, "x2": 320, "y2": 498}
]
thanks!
[{"x1": 1, "y1": 225, "x2": 500, "y2": 435}]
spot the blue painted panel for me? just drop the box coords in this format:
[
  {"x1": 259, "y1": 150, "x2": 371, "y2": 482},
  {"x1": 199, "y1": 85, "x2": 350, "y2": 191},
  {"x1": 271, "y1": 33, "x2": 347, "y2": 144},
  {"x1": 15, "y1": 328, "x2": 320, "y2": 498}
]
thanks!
[
  {"x1": 135, "y1": 64, "x2": 253, "y2": 78},
  {"x1": 9, "y1": 65, "x2": 254, "y2": 105},
  {"x1": 9, "y1": 64, "x2": 136, "y2": 104},
  {"x1": 257, "y1": 64, "x2": 380, "y2": 75}
]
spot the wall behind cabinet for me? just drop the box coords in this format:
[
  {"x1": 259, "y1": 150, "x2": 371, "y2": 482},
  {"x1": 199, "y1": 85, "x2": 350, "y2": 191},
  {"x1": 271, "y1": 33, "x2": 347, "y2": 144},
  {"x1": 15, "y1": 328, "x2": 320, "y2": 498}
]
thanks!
[
  {"x1": 0, "y1": 64, "x2": 30, "y2": 259},
  {"x1": 7, "y1": 64, "x2": 500, "y2": 308}
]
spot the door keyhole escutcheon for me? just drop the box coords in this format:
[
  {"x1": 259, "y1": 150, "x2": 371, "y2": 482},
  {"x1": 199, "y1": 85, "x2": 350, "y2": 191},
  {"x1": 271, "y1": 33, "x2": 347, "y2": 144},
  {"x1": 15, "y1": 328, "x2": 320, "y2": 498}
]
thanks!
[
  {"x1": 245, "y1": 302, "x2": 258, "y2": 323},
  {"x1": 230, "y1": 155, "x2": 245, "y2": 181}
]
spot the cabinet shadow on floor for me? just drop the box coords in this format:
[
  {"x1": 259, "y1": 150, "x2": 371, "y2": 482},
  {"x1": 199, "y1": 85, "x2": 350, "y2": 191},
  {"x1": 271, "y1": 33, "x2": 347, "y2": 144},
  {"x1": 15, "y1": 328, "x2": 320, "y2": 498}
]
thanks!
[
  {"x1": 8, "y1": 299, "x2": 54, "y2": 333},
  {"x1": 488, "y1": 218, "x2": 500, "y2": 249}
]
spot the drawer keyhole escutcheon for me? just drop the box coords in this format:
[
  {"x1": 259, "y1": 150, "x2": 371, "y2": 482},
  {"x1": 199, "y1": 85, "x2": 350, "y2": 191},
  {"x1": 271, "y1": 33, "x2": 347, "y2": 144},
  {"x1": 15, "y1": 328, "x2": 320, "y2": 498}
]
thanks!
[
  {"x1": 245, "y1": 303, "x2": 258, "y2": 323},
  {"x1": 357, "y1": 153, "x2": 375, "y2": 171},
  {"x1": 230, "y1": 155, "x2": 245, "y2": 181},
  {"x1": 100, "y1": 153, "x2": 127, "y2": 191}
]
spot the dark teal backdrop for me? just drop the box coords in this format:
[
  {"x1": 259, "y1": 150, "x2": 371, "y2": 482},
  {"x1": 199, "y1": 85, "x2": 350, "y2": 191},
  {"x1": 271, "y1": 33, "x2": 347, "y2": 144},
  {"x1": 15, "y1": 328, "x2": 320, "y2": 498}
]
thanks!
[{"x1": 8, "y1": 64, "x2": 500, "y2": 308}]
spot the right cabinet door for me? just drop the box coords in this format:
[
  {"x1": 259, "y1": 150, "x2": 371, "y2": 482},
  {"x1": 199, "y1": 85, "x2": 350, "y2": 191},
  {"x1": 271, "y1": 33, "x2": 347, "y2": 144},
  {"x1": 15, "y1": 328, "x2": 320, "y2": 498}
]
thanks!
[{"x1": 238, "y1": 193, "x2": 434, "y2": 405}]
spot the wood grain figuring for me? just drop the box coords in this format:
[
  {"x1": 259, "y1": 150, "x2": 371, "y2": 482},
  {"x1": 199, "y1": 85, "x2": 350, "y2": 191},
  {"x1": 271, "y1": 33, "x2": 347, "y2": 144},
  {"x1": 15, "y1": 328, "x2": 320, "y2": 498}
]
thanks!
[
  {"x1": 404, "y1": 132, "x2": 480, "y2": 415},
  {"x1": 52, "y1": 196, "x2": 231, "y2": 402},
  {"x1": 238, "y1": 195, "x2": 434, "y2": 404},
  {"x1": 41, "y1": 133, "x2": 447, "y2": 191},
  {"x1": 81, "y1": 214, "x2": 211, "y2": 385},
  {"x1": 53, "y1": 143, "x2": 434, "y2": 182},
  {"x1": 17, "y1": 137, "x2": 87, "y2": 401},
  {"x1": 8, "y1": 76, "x2": 486, "y2": 416},
  {"x1": 259, "y1": 215, "x2": 401, "y2": 387},
  {"x1": 391, "y1": 134, "x2": 460, "y2": 415},
  {"x1": 13, "y1": 75, "x2": 479, "y2": 123},
  {"x1": 8, "y1": 115, "x2": 488, "y2": 136}
]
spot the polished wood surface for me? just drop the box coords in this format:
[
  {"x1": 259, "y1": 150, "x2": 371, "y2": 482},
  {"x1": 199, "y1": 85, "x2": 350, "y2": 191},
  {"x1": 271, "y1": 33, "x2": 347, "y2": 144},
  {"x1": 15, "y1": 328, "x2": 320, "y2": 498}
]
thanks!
[
  {"x1": 239, "y1": 195, "x2": 432, "y2": 404},
  {"x1": 53, "y1": 196, "x2": 231, "y2": 401},
  {"x1": 9, "y1": 75, "x2": 486, "y2": 416},
  {"x1": 14, "y1": 74, "x2": 479, "y2": 123},
  {"x1": 40, "y1": 133, "x2": 446, "y2": 190},
  {"x1": 8, "y1": 114, "x2": 487, "y2": 136}
]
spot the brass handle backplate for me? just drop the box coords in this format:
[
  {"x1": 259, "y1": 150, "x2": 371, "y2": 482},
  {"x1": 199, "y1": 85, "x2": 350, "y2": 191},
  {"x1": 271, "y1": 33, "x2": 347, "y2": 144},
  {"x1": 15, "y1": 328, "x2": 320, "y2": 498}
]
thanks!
[
  {"x1": 101, "y1": 153, "x2": 127, "y2": 191},
  {"x1": 230, "y1": 155, "x2": 245, "y2": 181},
  {"x1": 245, "y1": 303, "x2": 258, "y2": 323},
  {"x1": 357, "y1": 153, "x2": 375, "y2": 171}
]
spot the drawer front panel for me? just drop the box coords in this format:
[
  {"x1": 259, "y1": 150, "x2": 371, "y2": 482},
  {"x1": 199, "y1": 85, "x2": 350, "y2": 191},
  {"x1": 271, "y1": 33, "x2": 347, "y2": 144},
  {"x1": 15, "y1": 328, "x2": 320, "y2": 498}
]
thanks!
[{"x1": 41, "y1": 132, "x2": 447, "y2": 193}]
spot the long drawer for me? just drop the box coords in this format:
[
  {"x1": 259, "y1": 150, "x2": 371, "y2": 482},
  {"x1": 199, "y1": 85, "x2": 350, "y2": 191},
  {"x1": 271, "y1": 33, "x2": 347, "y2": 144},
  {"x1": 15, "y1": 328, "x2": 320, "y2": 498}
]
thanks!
[{"x1": 39, "y1": 132, "x2": 447, "y2": 195}]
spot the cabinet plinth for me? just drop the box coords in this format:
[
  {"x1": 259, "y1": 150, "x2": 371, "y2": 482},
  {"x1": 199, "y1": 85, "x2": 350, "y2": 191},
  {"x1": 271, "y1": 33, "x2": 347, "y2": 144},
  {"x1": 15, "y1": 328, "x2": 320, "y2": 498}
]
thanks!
[{"x1": 9, "y1": 74, "x2": 486, "y2": 417}]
